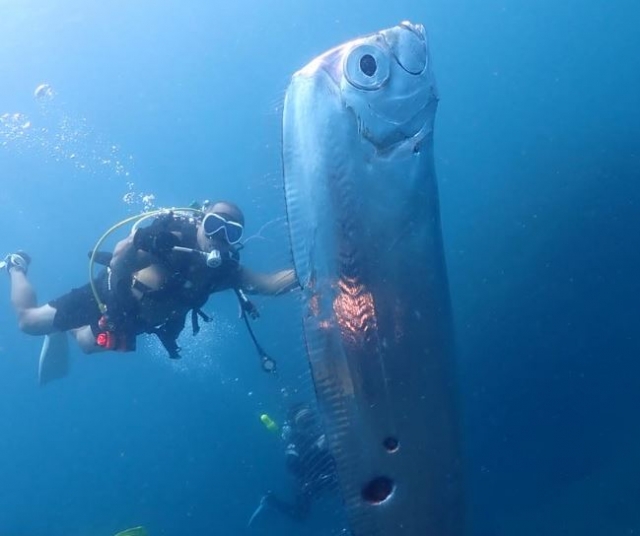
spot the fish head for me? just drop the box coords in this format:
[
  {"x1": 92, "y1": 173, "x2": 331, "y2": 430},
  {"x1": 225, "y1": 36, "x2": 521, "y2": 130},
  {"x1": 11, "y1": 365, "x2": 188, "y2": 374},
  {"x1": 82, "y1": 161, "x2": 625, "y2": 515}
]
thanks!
[{"x1": 303, "y1": 21, "x2": 438, "y2": 154}]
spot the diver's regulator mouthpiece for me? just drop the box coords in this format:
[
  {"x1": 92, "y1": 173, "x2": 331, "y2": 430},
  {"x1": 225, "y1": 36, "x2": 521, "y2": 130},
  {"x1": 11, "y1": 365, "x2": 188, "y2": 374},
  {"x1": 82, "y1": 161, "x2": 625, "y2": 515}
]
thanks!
[
  {"x1": 173, "y1": 246, "x2": 222, "y2": 268},
  {"x1": 203, "y1": 249, "x2": 222, "y2": 268}
]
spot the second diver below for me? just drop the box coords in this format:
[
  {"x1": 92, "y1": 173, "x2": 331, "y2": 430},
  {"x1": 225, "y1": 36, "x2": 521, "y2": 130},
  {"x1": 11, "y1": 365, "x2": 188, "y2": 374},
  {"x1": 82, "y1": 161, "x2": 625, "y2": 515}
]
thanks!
[{"x1": 249, "y1": 403, "x2": 338, "y2": 526}]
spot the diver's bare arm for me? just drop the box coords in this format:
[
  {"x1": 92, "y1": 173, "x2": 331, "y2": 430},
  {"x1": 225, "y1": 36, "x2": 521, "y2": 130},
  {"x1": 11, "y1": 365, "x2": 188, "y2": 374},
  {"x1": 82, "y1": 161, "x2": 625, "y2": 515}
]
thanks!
[
  {"x1": 109, "y1": 234, "x2": 152, "y2": 279},
  {"x1": 239, "y1": 266, "x2": 300, "y2": 296}
]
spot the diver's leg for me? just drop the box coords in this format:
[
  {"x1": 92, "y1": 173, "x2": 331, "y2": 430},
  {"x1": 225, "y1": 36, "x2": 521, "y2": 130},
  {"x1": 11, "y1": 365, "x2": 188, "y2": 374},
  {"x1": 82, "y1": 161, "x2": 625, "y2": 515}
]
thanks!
[
  {"x1": 8, "y1": 269, "x2": 57, "y2": 335},
  {"x1": 70, "y1": 326, "x2": 108, "y2": 354},
  {"x1": 39, "y1": 326, "x2": 107, "y2": 385},
  {"x1": 10, "y1": 266, "x2": 106, "y2": 353},
  {"x1": 6, "y1": 261, "x2": 73, "y2": 383},
  {"x1": 9, "y1": 267, "x2": 36, "y2": 309}
]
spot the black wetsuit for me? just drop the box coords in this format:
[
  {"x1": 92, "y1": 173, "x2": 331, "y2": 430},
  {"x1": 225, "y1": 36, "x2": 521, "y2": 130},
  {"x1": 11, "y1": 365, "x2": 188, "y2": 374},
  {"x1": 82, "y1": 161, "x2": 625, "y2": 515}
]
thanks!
[{"x1": 48, "y1": 214, "x2": 241, "y2": 357}]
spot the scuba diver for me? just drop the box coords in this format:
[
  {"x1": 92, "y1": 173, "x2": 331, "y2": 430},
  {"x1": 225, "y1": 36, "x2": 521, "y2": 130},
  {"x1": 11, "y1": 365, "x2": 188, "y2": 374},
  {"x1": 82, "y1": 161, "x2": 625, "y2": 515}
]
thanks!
[
  {"x1": 3, "y1": 200, "x2": 298, "y2": 376},
  {"x1": 249, "y1": 403, "x2": 338, "y2": 526}
]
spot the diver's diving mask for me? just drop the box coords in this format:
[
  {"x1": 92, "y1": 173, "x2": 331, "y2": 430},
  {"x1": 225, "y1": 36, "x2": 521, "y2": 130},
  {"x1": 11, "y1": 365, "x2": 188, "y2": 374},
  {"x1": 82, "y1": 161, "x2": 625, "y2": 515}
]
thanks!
[{"x1": 202, "y1": 212, "x2": 244, "y2": 244}]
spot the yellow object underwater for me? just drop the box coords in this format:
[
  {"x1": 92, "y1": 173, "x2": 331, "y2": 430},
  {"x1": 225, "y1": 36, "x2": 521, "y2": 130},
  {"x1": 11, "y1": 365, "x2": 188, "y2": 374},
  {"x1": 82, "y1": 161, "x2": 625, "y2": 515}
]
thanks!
[
  {"x1": 260, "y1": 413, "x2": 278, "y2": 432},
  {"x1": 114, "y1": 527, "x2": 148, "y2": 536}
]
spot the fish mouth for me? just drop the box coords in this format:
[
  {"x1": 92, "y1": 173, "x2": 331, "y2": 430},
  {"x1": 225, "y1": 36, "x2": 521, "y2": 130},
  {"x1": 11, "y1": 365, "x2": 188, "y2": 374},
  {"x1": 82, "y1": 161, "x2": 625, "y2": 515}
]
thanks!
[{"x1": 383, "y1": 21, "x2": 428, "y2": 75}]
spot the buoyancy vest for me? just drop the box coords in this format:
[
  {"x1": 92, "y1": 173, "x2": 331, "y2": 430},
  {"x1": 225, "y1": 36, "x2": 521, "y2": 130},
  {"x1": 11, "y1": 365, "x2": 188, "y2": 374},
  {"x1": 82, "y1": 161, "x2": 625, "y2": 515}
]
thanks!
[{"x1": 100, "y1": 213, "x2": 241, "y2": 359}]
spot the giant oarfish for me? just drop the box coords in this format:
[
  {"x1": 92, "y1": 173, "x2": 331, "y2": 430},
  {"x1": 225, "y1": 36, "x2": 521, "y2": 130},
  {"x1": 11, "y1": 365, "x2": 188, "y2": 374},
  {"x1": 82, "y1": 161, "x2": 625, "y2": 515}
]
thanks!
[{"x1": 282, "y1": 21, "x2": 464, "y2": 536}]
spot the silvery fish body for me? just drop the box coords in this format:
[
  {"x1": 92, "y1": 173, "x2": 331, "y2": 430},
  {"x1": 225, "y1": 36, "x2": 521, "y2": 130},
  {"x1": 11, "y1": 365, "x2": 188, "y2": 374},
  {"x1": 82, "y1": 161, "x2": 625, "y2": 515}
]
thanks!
[{"x1": 282, "y1": 21, "x2": 464, "y2": 536}]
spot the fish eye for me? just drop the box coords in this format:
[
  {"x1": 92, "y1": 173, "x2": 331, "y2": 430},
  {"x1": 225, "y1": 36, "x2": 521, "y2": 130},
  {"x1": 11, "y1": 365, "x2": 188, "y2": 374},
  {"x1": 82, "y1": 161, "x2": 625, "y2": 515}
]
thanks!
[
  {"x1": 360, "y1": 54, "x2": 377, "y2": 76},
  {"x1": 344, "y1": 44, "x2": 389, "y2": 90}
]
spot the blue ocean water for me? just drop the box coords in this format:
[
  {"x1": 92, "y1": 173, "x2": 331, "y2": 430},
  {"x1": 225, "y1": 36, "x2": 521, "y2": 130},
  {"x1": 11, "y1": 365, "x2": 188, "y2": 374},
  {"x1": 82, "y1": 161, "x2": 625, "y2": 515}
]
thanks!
[{"x1": 1, "y1": 1, "x2": 639, "y2": 535}]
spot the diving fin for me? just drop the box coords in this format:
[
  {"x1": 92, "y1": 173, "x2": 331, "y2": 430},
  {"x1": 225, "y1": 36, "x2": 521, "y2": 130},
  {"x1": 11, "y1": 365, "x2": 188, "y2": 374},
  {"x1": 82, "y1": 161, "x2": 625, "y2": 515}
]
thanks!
[{"x1": 38, "y1": 332, "x2": 70, "y2": 386}]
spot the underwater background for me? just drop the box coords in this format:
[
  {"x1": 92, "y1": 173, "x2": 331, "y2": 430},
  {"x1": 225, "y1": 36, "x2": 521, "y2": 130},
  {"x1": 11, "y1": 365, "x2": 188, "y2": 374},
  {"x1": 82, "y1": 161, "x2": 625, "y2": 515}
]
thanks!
[{"x1": 1, "y1": 0, "x2": 639, "y2": 535}]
